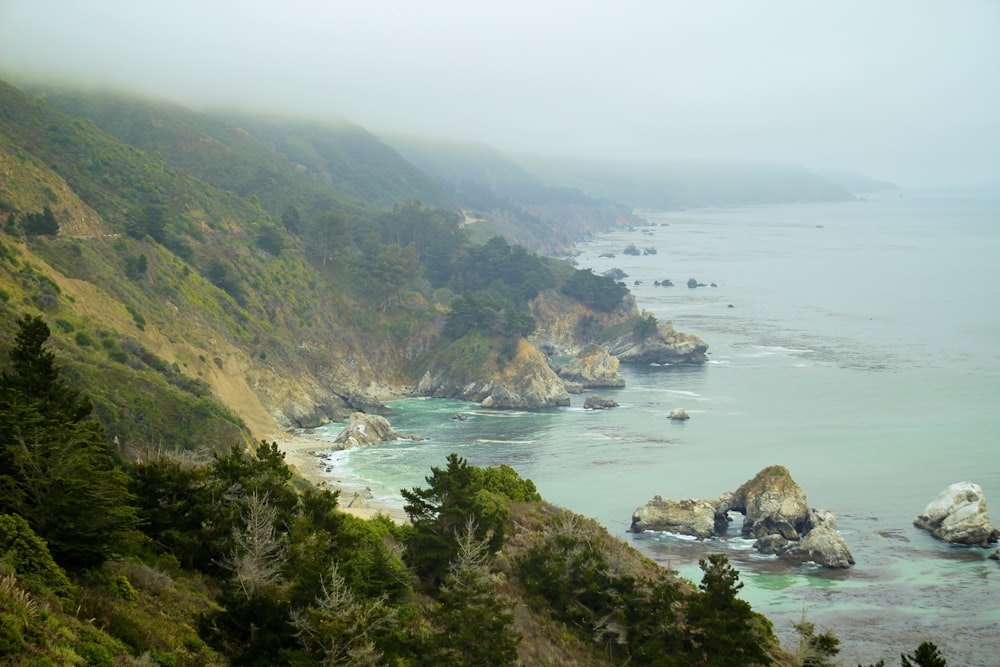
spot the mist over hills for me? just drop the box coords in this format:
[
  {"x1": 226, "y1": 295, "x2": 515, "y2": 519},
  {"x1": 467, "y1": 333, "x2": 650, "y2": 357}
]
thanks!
[{"x1": 0, "y1": 76, "x2": 891, "y2": 451}]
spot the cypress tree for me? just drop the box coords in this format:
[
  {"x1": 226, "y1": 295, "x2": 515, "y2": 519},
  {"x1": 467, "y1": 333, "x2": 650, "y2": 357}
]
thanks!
[{"x1": 0, "y1": 314, "x2": 138, "y2": 567}]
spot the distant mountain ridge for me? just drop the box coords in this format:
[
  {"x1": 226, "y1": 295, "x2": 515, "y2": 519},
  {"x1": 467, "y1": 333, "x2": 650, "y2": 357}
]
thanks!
[{"x1": 514, "y1": 154, "x2": 859, "y2": 211}]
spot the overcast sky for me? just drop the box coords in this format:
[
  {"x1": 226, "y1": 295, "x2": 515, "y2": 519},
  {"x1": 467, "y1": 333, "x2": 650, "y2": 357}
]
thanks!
[{"x1": 2, "y1": 0, "x2": 999, "y2": 187}]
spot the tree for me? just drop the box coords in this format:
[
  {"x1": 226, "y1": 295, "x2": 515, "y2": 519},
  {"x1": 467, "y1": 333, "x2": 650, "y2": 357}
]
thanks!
[
  {"x1": 402, "y1": 454, "x2": 539, "y2": 583},
  {"x1": 561, "y1": 267, "x2": 629, "y2": 313},
  {"x1": 901, "y1": 642, "x2": 947, "y2": 667},
  {"x1": 793, "y1": 609, "x2": 840, "y2": 666},
  {"x1": 290, "y1": 564, "x2": 397, "y2": 667},
  {"x1": 364, "y1": 242, "x2": 420, "y2": 311},
  {"x1": 685, "y1": 554, "x2": 773, "y2": 666},
  {"x1": 255, "y1": 223, "x2": 286, "y2": 256},
  {"x1": 222, "y1": 491, "x2": 286, "y2": 599},
  {"x1": 429, "y1": 519, "x2": 520, "y2": 666},
  {"x1": 0, "y1": 315, "x2": 139, "y2": 567},
  {"x1": 20, "y1": 206, "x2": 59, "y2": 236},
  {"x1": 281, "y1": 205, "x2": 301, "y2": 235}
]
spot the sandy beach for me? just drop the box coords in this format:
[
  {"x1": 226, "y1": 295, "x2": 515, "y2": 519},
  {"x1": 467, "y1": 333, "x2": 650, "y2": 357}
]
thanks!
[{"x1": 277, "y1": 433, "x2": 410, "y2": 524}]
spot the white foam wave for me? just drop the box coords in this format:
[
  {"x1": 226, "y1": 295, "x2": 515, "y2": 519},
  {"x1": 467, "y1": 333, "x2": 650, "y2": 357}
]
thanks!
[{"x1": 475, "y1": 439, "x2": 535, "y2": 445}]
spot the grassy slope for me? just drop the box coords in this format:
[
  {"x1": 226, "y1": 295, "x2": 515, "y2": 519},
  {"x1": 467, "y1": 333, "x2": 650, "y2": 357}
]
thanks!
[{"x1": 0, "y1": 79, "x2": 430, "y2": 449}]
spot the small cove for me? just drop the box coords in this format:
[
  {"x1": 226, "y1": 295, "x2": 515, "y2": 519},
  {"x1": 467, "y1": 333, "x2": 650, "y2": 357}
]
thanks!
[{"x1": 313, "y1": 190, "x2": 1000, "y2": 665}]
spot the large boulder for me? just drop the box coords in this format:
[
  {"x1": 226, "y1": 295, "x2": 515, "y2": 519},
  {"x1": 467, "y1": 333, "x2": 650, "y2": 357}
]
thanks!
[
  {"x1": 606, "y1": 320, "x2": 708, "y2": 365},
  {"x1": 630, "y1": 465, "x2": 854, "y2": 569},
  {"x1": 333, "y1": 412, "x2": 398, "y2": 448},
  {"x1": 583, "y1": 394, "x2": 618, "y2": 410},
  {"x1": 629, "y1": 496, "x2": 725, "y2": 539},
  {"x1": 557, "y1": 344, "x2": 625, "y2": 388},
  {"x1": 914, "y1": 482, "x2": 1000, "y2": 547},
  {"x1": 779, "y1": 510, "x2": 855, "y2": 568}
]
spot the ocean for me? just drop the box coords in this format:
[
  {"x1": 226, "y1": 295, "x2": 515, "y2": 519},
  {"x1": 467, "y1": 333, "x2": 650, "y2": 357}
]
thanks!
[{"x1": 311, "y1": 189, "x2": 1000, "y2": 665}]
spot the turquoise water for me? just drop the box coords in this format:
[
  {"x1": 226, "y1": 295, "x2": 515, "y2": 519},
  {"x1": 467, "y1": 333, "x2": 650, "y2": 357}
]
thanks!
[{"x1": 312, "y1": 190, "x2": 1000, "y2": 665}]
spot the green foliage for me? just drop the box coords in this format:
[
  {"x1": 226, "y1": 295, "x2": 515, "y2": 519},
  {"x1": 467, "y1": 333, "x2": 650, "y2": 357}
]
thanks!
[
  {"x1": 450, "y1": 235, "x2": 554, "y2": 302},
  {"x1": 687, "y1": 554, "x2": 772, "y2": 666},
  {"x1": 255, "y1": 222, "x2": 286, "y2": 255},
  {"x1": 900, "y1": 642, "x2": 948, "y2": 667},
  {"x1": 126, "y1": 304, "x2": 146, "y2": 330},
  {"x1": 0, "y1": 513, "x2": 73, "y2": 599},
  {"x1": 124, "y1": 252, "x2": 148, "y2": 279},
  {"x1": 858, "y1": 641, "x2": 950, "y2": 667},
  {"x1": 20, "y1": 206, "x2": 59, "y2": 236},
  {"x1": 561, "y1": 266, "x2": 629, "y2": 312},
  {"x1": 633, "y1": 313, "x2": 659, "y2": 340},
  {"x1": 443, "y1": 289, "x2": 536, "y2": 340},
  {"x1": 793, "y1": 611, "x2": 840, "y2": 666},
  {"x1": 430, "y1": 519, "x2": 520, "y2": 666},
  {"x1": 0, "y1": 315, "x2": 140, "y2": 568},
  {"x1": 361, "y1": 239, "x2": 421, "y2": 311},
  {"x1": 402, "y1": 453, "x2": 539, "y2": 584}
]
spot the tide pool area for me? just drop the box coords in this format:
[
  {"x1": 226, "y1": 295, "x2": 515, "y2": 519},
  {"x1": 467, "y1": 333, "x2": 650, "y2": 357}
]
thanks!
[{"x1": 314, "y1": 190, "x2": 1000, "y2": 666}]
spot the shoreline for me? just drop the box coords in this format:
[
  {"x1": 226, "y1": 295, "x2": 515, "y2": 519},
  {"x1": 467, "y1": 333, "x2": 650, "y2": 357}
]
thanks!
[{"x1": 276, "y1": 432, "x2": 410, "y2": 524}]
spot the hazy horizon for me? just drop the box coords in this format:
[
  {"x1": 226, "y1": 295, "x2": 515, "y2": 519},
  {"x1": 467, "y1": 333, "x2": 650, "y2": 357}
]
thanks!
[{"x1": 2, "y1": 0, "x2": 998, "y2": 188}]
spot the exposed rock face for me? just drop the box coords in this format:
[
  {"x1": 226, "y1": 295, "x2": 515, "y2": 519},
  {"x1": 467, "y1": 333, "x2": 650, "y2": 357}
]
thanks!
[
  {"x1": 333, "y1": 412, "x2": 399, "y2": 448},
  {"x1": 583, "y1": 394, "x2": 618, "y2": 410},
  {"x1": 557, "y1": 344, "x2": 625, "y2": 388},
  {"x1": 629, "y1": 465, "x2": 854, "y2": 568},
  {"x1": 417, "y1": 339, "x2": 570, "y2": 409},
  {"x1": 914, "y1": 482, "x2": 1000, "y2": 547},
  {"x1": 344, "y1": 392, "x2": 392, "y2": 416},
  {"x1": 668, "y1": 408, "x2": 690, "y2": 421},
  {"x1": 725, "y1": 466, "x2": 811, "y2": 541},
  {"x1": 606, "y1": 321, "x2": 708, "y2": 365},
  {"x1": 629, "y1": 496, "x2": 723, "y2": 539}
]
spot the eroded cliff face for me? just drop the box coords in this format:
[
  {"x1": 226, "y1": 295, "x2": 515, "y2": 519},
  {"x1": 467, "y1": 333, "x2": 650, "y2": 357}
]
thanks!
[
  {"x1": 529, "y1": 289, "x2": 708, "y2": 364},
  {"x1": 529, "y1": 289, "x2": 636, "y2": 352},
  {"x1": 417, "y1": 338, "x2": 570, "y2": 408},
  {"x1": 605, "y1": 321, "x2": 708, "y2": 365}
]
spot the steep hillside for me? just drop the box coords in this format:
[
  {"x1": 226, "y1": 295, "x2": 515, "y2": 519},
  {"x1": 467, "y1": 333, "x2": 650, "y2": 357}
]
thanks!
[
  {"x1": 2, "y1": 79, "x2": 693, "y2": 454},
  {"x1": 1, "y1": 79, "x2": 437, "y2": 450},
  {"x1": 29, "y1": 84, "x2": 447, "y2": 219}
]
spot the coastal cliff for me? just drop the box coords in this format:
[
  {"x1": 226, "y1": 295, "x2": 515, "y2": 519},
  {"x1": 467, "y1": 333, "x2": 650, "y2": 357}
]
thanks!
[{"x1": 417, "y1": 337, "x2": 570, "y2": 408}]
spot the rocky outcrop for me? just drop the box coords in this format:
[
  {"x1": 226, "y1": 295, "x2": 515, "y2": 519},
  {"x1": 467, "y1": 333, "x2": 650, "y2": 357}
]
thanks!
[
  {"x1": 779, "y1": 510, "x2": 855, "y2": 569},
  {"x1": 417, "y1": 338, "x2": 570, "y2": 409},
  {"x1": 344, "y1": 392, "x2": 392, "y2": 416},
  {"x1": 668, "y1": 408, "x2": 689, "y2": 421},
  {"x1": 629, "y1": 496, "x2": 724, "y2": 538},
  {"x1": 583, "y1": 394, "x2": 618, "y2": 410},
  {"x1": 557, "y1": 344, "x2": 625, "y2": 388},
  {"x1": 606, "y1": 320, "x2": 708, "y2": 365},
  {"x1": 629, "y1": 465, "x2": 854, "y2": 569},
  {"x1": 724, "y1": 466, "x2": 811, "y2": 540},
  {"x1": 914, "y1": 482, "x2": 999, "y2": 547},
  {"x1": 332, "y1": 412, "x2": 422, "y2": 450},
  {"x1": 333, "y1": 412, "x2": 396, "y2": 448}
]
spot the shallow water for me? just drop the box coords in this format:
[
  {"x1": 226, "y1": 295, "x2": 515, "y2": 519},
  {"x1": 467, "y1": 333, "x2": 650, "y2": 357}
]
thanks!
[{"x1": 313, "y1": 190, "x2": 1000, "y2": 665}]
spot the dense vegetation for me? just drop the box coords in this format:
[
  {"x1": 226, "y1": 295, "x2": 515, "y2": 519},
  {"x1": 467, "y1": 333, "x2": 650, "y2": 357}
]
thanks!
[{"x1": 0, "y1": 318, "x2": 951, "y2": 665}]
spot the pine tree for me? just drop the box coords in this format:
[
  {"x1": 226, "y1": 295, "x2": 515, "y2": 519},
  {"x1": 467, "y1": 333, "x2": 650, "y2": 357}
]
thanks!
[
  {"x1": 685, "y1": 553, "x2": 773, "y2": 666},
  {"x1": 901, "y1": 641, "x2": 947, "y2": 667},
  {"x1": 0, "y1": 314, "x2": 138, "y2": 567},
  {"x1": 429, "y1": 519, "x2": 520, "y2": 666}
]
